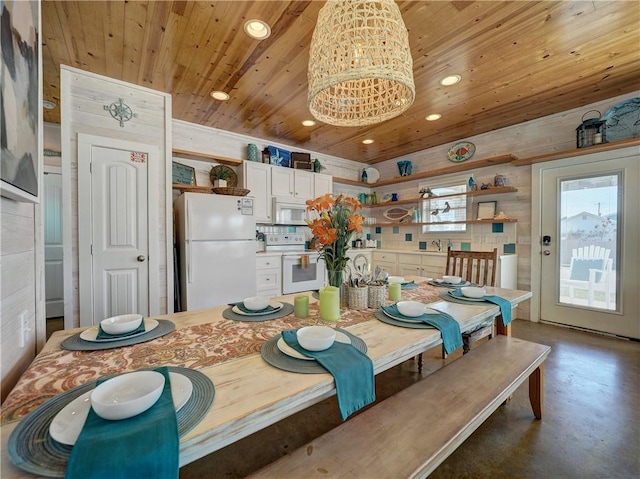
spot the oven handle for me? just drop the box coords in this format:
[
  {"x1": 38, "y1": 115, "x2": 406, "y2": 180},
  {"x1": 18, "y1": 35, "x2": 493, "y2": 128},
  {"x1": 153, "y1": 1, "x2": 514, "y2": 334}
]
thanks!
[{"x1": 283, "y1": 254, "x2": 319, "y2": 263}]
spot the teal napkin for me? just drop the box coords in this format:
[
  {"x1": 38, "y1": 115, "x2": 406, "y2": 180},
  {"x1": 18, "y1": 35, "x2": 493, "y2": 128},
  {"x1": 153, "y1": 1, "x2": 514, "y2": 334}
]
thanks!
[
  {"x1": 232, "y1": 302, "x2": 277, "y2": 314},
  {"x1": 281, "y1": 330, "x2": 375, "y2": 421},
  {"x1": 96, "y1": 321, "x2": 146, "y2": 340},
  {"x1": 381, "y1": 305, "x2": 462, "y2": 354},
  {"x1": 482, "y1": 295, "x2": 513, "y2": 326},
  {"x1": 65, "y1": 367, "x2": 179, "y2": 479},
  {"x1": 401, "y1": 281, "x2": 418, "y2": 290},
  {"x1": 450, "y1": 290, "x2": 512, "y2": 327}
]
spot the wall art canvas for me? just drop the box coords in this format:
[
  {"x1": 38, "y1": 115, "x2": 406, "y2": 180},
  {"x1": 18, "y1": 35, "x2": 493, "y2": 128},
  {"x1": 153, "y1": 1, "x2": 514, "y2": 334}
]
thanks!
[{"x1": 1, "y1": 0, "x2": 40, "y2": 202}]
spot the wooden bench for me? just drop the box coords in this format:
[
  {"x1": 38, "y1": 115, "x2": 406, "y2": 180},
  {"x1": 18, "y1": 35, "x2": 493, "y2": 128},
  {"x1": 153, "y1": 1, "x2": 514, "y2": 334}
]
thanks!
[{"x1": 248, "y1": 336, "x2": 551, "y2": 479}]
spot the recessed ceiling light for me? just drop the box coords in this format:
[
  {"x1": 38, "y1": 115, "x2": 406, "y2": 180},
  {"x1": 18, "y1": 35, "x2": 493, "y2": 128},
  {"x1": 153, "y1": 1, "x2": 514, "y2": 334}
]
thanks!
[
  {"x1": 210, "y1": 91, "x2": 230, "y2": 101},
  {"x1": 302, "y1": 120, "x2": 316, "y2": 126},
  {"x1": 42, "y1": 100, "x2": 56, "y2": 110},
  {"x1": 362, "y1": 139, "x2": 374, "y2": 144},
  {"x1": 439, "y1": 75, "x2": 461, "y2": 86},
  {"x1": 426, "y1": 113, "x2": 442, "y2": 121},
  {"x1": 244, "y1": 19, "x2": 271, "y2": 40}
]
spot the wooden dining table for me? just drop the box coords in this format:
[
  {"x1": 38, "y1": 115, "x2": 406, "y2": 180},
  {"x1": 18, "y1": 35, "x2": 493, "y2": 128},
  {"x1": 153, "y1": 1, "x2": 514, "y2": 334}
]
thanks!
[{"x1": 0, "y1": 279, "x2": 532, "y2": 478}]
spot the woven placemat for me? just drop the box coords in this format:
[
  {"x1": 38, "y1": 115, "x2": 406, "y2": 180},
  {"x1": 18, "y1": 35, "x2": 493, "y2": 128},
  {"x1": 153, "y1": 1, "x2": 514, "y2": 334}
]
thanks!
[
  {"x1": 261, "y1": 328, "x2": 367, "y2": 374},
  {"x1": 7, "y1": 367, "x2": 214, "y2": 478},
  {"x1": 222, "y1": 303, "x2": 294, "y2": 322},
  {"x1": 60, "y1": 320, "x2": 176, "y2": 351},
  {"x1": 439, "y1": 291, "x2": 489, "y2": 305},
  {"x1": 373, "y1": 309, "x2": 435, "y2": 329}
]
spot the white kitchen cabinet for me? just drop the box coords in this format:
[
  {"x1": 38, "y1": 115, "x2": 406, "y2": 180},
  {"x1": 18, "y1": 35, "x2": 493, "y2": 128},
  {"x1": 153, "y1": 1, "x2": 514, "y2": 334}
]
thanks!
[
  {"x1": 240, "y1": 162, "x2": 272, "y2": 223},
  {"x1": 271, "y1": 167, "x2": 295, "y2": 197},
  {"x1": 271, "y1": 167, "x2": 329, "y2": 200},
  {"x1": 397, "y1": 253, "x2": 447, "y2": 278},
  {"x1": 314, "y1": 172, "x2": 333, "y2": 198},
  {"x1": 372, "y1": 251, "x2": 397, "y2": 275},
  {"x1": 293, "y1": 170, "x2": 314, "y2": 199},
  {"x1": 256, "y1": 254, "x2": 282, "y2": 297}
]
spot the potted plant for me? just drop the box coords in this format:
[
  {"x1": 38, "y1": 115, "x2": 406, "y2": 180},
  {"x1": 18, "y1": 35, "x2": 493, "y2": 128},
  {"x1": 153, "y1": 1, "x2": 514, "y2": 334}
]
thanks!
[{"x1": 210, "y1": 165, "x2": 231, "y2": 188}]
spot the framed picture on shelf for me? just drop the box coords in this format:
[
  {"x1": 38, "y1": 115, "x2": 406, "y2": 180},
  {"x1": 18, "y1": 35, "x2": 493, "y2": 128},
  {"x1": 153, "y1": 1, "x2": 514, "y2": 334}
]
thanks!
[
  {"x1": 172, "y1": 162, "x2": 196, "y2": 185},
  {"x1": 292, "y1": 152, "x2": 313, "y2": 170},
  {"x1": 267, "y1": 146, "x2": 291, "y2": 167},
  {"x1": 477, "y1": 201, "x2": 497, "y2": 220}
]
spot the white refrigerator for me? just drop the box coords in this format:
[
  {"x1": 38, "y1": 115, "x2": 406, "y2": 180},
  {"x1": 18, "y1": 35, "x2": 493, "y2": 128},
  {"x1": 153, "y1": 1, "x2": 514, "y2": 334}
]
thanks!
[{"x1": 174, "y1": 193, "x2": 257, "y2": 311}]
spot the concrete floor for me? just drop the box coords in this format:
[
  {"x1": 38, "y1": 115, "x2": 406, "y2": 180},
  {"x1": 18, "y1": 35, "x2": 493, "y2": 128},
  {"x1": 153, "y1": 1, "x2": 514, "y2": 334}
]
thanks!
[{"x1": 180, "y1": 319, "x2": 639, "y2": 478}]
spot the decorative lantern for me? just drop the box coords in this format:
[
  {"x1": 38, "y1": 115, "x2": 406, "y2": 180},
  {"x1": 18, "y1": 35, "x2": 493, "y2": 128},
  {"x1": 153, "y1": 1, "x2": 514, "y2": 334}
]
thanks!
[{"x1": 576, "y1": 110, "x2": 607, "y2": 148}]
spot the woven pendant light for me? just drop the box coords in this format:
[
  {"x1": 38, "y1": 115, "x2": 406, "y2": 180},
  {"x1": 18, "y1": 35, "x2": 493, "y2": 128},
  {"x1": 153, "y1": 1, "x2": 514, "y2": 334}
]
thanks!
[{"x1": 308, "y1": 0, "x2": 415, "y2": 127}]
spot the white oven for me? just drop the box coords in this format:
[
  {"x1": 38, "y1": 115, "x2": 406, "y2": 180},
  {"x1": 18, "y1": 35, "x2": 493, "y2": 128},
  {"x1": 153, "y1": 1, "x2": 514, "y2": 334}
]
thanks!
[
  {"x1": 264, "y1": 233, "x2": 325, "y2": 294},
  {"x1": 282, "y1": 252, "x2": 325, "y2": 294}
]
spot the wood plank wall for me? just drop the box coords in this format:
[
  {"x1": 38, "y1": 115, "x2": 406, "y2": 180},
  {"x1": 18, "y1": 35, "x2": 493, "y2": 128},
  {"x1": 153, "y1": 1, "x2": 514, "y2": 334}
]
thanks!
[
  {"x1": 0, "y1": 199, "x2": 37, "y2": 402},
  {"x1": 60, "y1": 66, "x2": 172, "y2": 327}
]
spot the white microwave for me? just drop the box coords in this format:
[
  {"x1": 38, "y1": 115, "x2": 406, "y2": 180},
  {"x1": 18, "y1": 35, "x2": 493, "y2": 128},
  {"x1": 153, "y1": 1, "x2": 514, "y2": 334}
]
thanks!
[{"x1": 273, "y1": 198, "x2": 308, "y2": 225}]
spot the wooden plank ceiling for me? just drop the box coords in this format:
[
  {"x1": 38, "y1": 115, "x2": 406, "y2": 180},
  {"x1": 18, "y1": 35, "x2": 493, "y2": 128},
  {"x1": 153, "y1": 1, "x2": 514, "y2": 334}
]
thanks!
[{"x1": 41, "y1": 1, "x2": 640, "y2": 164}]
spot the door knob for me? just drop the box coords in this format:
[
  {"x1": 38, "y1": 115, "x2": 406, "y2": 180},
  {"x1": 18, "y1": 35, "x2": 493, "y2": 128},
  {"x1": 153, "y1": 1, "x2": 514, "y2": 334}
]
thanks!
[
  {"x1": 137, "y1": 255, "x2": 146, "y2": 262},
  {"x1": 543, "y1": 250, "x2": 551, "y2": 256}
]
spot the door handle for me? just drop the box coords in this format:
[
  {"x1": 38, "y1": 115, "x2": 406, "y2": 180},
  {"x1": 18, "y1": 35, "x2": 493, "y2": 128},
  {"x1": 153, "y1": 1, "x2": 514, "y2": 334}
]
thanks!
[
  {"x1": 137, "y1": 255, "x2": 146, "y2": 262},
  {"x1": 543, "y1": 250, "x2": 551, "y2": 256}
]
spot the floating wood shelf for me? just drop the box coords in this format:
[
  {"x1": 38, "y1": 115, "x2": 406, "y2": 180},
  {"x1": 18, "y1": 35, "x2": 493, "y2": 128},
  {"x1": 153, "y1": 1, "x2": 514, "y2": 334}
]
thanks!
[
  {"x1": 172, "y1": 183, "x2": 212, "y2": 193},
  {"x1": 333, "y1": 154, "x2": 518, "y2": 187},
  {"x1": 511, "y1": 138, "x2": 640, "y2": 166},
  {"x1": 172, "y1": 148, "x2": 242, "y2": 167},
  {"x1": 364, "y1": 187, "x2": 518, "y2": 208},
  {"x1": 374, "y1": 218, "x2": 517, "y2": 227}
]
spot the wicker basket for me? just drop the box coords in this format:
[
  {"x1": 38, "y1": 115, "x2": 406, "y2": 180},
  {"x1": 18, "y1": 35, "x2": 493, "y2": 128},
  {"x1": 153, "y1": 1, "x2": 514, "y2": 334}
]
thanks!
[
  {"x1": 340, "y1": 282, "x2": 349, "y2": 308},
  {"x1": 348, "y1": 286, "x2": 368, "y2": 310},
  {"x1": 212, "y1": 187, "x2": 250, "y2": 196},
  {"x1": 367, "y1": 284, "x2": 386, "y2": 309}
]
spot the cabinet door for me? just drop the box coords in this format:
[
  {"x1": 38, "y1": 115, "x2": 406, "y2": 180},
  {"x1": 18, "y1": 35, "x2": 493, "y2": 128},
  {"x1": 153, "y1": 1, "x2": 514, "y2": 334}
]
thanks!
[
  {"x1": 271, "y1": 167, "x2": 294, "y2": 197},
  {"x1": 421, "y1": 255, "x2": 447, "y2": 279},
  {"x1": 294, "y1": 170, "x2": 314, "y2": 199},
  {"x1": 242, "y1": 162, "x2": 272, "y2": 223},
  {"x1": 374, "y1": 260, "x2": 397, "y2": 276},
  {"x1": 314, "y1": 173, "x2": 333, "y2": 198},
  {"x1": 398, "y1": 263, "x2": 422, "y2": 277}
]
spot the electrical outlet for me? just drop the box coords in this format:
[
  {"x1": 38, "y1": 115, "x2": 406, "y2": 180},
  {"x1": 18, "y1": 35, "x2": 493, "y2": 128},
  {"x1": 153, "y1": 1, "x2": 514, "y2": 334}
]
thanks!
[{"x1": 19, "y1": 311, "x2": 29, "y2": 348}]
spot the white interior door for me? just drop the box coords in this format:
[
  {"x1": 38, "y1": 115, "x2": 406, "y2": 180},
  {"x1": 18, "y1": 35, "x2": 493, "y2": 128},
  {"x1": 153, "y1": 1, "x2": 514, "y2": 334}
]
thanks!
[
  {"x1": 44, "y1": 168, "x2": 64, "y2": 318},
  {"x1": 538, "y1": 149, "x2": 639, "y2": 338},
  {"x1": 78, "y1": 134, "x2": 159, "y2": 326}
]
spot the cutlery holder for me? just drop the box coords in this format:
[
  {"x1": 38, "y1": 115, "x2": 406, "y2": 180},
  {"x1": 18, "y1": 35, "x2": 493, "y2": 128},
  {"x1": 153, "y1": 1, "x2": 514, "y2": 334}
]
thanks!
[
  {"x1": 367, "y1": 285, "x2": 386, "y2": 309},
  {"x1": 340, "y1": 282, "x2": 350, "y2": 307},
  {"x1": 348, "y1": 286, "x2": 369, "y2": 310}
]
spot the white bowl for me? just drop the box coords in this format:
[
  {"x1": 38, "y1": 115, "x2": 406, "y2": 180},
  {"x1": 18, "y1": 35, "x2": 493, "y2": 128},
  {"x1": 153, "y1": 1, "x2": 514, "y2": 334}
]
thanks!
[
  {"x1": 461, "y1": 286, "x2": 486, "y2": 299},
  {"x1": 396, "y1": 301, "x2": 426, "y2": 317},
  {"x1": 243, "y1": 296, "x2": 270, "y2": 311},
  {"x1": 296, "y1": 326, "x2": 336, "y2": 351},
  {"x1": 100, "y1": 314, "x2": 143, "y2": 335},
  {"x1": 90, "y1": 371, "x2": 165, "y2": 420},
  {"x1": 387, "y1": 276, "x2": 405, "y2": 284},
  {"x1": 442, "y1": 275, "x2": 462, "y2": 284}
]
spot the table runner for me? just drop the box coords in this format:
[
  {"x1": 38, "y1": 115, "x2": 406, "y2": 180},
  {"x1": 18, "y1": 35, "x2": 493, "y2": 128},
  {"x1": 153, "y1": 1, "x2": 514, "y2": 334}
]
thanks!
[{"x1": 1, "y1": 281, "x2": 441, "y2": 423}]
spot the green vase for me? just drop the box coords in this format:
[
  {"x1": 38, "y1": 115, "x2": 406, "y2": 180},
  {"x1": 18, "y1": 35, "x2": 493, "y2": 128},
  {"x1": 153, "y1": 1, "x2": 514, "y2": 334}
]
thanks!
[{"x1": 327, "y1": 268, "x2": 343, "y2": 288}]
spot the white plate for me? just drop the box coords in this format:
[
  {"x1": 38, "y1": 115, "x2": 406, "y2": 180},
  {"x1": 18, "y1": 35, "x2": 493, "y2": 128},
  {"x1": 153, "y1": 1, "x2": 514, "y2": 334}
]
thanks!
[
  {"x1": 363, "y1": 167, "x2": 380, "y2": 184},
  {"x1": 382, "y1": 307, "x2": 441, "y2": 323},
  {"x1": 49, "y1": 372, "x2": 193, "y2": 446},
  {"x1": 433, "y1": 279, "x2": 472, "y2": 287},
  {"x1": 232, "y1": 301, "x2": 283, "y2": 316},
  {"x1": 79, "y1": 318, "x2": 159, "y2": 343},
  {"x1": 447, "y1": 291, "x2": 486, "y2": 302},
  {"x1": 277, "y1": 331, "x2": 351, "y2": 361}
]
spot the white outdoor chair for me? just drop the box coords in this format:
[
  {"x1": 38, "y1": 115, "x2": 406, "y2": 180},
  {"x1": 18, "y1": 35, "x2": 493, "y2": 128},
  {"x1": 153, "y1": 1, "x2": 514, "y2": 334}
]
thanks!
[{"x1": 562, "y1": 246, "x2": 613, "y2": 309}]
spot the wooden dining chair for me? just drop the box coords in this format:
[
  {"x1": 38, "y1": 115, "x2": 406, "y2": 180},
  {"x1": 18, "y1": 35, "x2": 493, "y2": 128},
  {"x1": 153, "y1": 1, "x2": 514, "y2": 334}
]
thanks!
[
  {"x1": 446, "y1": 247, "x2": 499, "y2": 354},
  {"x1": 445, "y1": 247, "x2": 498, "y2": 288}
]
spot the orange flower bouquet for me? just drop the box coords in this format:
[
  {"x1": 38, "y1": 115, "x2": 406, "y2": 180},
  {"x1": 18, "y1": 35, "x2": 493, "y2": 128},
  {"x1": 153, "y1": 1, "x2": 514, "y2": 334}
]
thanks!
[{"x1": 305, "y1": 193, "x2": 364, "y2": 287}]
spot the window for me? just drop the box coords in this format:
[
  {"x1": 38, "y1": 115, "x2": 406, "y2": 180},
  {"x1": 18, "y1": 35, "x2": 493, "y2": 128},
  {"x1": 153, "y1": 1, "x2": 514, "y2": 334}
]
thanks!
[{"x1": 420, "y1": 181, "x2": 467, "y2": 233}]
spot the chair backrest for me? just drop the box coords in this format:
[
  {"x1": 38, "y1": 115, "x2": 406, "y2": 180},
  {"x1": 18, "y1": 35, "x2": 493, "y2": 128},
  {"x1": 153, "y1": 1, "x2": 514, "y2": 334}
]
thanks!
[
  {"x1": 445, "y1": 248, "x2": 498, "y2": 286},
  {"x1": 572, "y1": 245, "x2": 610, "y2": 261}
]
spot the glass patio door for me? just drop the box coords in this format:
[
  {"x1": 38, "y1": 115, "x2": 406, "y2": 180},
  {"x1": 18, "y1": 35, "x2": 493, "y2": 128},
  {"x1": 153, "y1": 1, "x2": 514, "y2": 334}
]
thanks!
[{"x1": 538, "y1": 150, "x2": 639, "y2": 339}]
